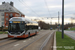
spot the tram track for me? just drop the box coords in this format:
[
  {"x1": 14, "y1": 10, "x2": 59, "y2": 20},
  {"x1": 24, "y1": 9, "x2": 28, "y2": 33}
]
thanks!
[
  {"x1": 41, "y1": 32, "x2": 55, "y2": 50},
  {"x1": 0, "y1": 38, "x2": 15, "y2": 43},
  {"x1": 0, "y1": 36, "x2": 35, "y2": 48},
  {"x1": 0, "y1": 30, "x2": 44, "y2": 43},
  {"x1": 0, "y1": 37, "x2": 30, "y2": 48},
  {"x1": 0, "y1": 38, "x2": 20, "y2": 48},
  {"x1": 0, "y1": 37, "x2": 9, "y2": 41},
  {"x1": 20, "y1": 31, "x2": 55, "y2": 50},
  {"x1": 40, "y1": 31, "x2": 54, "y2": 50},
  {"x1": 0, "y1": 30, "x2": 55, "y2": 50},
  {"x1": 0, "y1": 30, "x2": 46, "y2": 49}
]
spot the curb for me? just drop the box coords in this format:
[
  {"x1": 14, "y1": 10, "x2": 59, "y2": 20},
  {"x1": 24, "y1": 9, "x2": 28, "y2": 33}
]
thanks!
[
  {"x1": 40, "y1": 31, "x2": 54, "y2": 50},
  {"x1": 53, "y1": 32, "x2": 56, "y2": 50}
]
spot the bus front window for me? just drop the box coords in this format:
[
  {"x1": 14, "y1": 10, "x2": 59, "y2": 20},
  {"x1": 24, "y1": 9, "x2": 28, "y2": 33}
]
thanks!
[{"x1": 8, "y1": 23, "x2": 25, "y2": 32}]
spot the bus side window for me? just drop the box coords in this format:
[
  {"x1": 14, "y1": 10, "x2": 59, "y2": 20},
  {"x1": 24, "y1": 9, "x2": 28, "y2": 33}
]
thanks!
[
  {"x1": 31, "y1": 26, "x2": 33, "y2": 29},
  {"x1": 32, "y1": 26, "x2": 34, "y2": 29},
  {"x1": 33, "y1": 26, "x2": 38, "y2": 29},
  {"x1": 25, "y1": 25, "x2": 28, "y2": 31},
  {"x1": 29, "y1": 26, "x2": 32, "y2": 30}
]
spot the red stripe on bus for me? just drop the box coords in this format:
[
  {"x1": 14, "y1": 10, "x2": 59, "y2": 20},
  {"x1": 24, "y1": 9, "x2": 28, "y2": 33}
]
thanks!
[
  {"x1": 25, "y1": 34, "x2": 28, "y2": 38},
  {"x1": 8, "y1": 32, "x2": 38, "y2": 38},
  {"x1": 17, "y1": 34, "x2": 25, "y2": 38}
]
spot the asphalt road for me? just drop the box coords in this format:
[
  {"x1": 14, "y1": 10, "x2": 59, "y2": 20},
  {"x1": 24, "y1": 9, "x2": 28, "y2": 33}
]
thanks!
[
  {"x1": 64, "y1": 30, "x2": 75, "y2": 40},
  {"x1": 0, "y1": 30, "x2": 55, "y2": 50}
]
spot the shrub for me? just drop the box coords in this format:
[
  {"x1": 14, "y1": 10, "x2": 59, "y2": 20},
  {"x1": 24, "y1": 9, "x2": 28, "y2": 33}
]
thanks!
[{"x1": 0, "y1": 27, "x2": 8, "y2": 31}]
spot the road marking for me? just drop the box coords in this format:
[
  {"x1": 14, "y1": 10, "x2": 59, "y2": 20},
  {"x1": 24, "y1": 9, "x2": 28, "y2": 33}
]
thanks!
[
  {"x1": 14, "y1": 44, "x2": 19, "y2": 46},
  {"x1": 23, "y1": 41, "x2": 26, "y2": 42}
]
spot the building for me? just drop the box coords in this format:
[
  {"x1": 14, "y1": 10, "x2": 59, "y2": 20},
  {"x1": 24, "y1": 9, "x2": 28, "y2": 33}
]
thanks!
[{"x1": 0, "y1": 1, "x2": 25, "y2": 27}]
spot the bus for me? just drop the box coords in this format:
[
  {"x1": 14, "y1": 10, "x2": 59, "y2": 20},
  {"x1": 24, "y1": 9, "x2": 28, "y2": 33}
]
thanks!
[{"x1": 8, "y1": 17, "x2": 39, "y2": 38}]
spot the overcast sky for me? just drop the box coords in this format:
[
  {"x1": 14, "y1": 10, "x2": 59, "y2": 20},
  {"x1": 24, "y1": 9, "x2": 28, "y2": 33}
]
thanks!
[{"x1": 0, "y1": 0, "x2": 75, "y2": 18}]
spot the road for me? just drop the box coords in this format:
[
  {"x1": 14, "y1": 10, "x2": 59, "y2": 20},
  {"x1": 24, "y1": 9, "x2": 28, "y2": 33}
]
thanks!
[
  {"x1": 64, "y1": 30, "x2": 75, "y2": 40},
  {"x1": 0, "y1": 30, "x2": 55, "y2": 50}
]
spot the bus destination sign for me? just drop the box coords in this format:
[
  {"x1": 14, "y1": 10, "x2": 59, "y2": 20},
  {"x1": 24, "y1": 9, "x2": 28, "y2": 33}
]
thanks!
[{"x1": 9, "y1": 21, "x2": 24, "y2": 23}]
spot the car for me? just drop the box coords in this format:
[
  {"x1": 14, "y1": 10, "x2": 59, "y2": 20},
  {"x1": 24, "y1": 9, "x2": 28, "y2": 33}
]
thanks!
[{"x1": 50, "y1": 28, "x2": 53, "y2": 30}]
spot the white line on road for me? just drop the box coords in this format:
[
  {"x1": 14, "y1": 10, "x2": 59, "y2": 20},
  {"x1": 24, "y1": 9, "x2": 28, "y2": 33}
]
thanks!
[{"x1": 14, "y1": 44, "x2": 19, "y2": 46}]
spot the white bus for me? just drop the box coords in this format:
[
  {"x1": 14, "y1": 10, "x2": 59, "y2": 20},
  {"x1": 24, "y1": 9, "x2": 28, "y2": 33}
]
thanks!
[{"x1": 8, "y1": 17, "x2": 38, "y2": 38}]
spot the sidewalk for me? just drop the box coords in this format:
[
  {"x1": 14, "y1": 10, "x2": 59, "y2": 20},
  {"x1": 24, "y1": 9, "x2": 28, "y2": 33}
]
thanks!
[{"x1": 0, "y1": 34, "x2": 8, "y2": 39}]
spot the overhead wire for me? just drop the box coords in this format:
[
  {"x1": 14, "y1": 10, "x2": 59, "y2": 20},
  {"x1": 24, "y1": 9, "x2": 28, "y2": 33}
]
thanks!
[
  {"x1": 44, "y1": 0, "x2": 51, "y2": 17},
  {"x1": 18, "y1": 0, "x2": 41, "y2": 17}
]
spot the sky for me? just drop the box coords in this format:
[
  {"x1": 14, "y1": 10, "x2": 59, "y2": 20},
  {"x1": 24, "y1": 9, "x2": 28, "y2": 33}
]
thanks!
[{"x1": 0, "y1": 0, "x2": 75, "y2": 18}]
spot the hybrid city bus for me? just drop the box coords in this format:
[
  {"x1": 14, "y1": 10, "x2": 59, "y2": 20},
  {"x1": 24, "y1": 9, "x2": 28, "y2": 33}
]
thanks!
[{"x1": 8, "y1": 17, "x2": 39, "y2": 38}]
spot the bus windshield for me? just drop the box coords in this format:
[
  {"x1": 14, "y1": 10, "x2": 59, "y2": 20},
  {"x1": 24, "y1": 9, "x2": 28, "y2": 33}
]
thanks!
[{"x1": 8, "y1": 23, "x2": 25, "y2": 32}]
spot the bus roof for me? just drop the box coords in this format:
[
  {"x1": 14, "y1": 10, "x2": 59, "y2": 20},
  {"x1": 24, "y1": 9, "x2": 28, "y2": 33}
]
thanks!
[{"x1": 9, "y1": 17, "x2": 38, "y2": 24}]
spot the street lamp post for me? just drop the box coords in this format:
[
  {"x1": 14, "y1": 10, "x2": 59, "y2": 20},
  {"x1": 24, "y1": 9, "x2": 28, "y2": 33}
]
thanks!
[{"x1": 62, "y1": 0, "x2": 64, "y2": 39}]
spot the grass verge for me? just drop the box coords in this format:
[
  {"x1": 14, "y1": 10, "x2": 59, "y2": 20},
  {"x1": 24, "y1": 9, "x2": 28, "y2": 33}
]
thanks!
[
  {"x1": 67, "y1": 28, "x2": 75, "y2": 31},
  {"x1": 56, "y1": 31, "x2": 75, "y2": 50},
  {"x1": 70, "y1": 28, "x2": 75, "y2": 30},
  {"x1": 0, "y1": 31, "x2": 8, "y2": 34}
]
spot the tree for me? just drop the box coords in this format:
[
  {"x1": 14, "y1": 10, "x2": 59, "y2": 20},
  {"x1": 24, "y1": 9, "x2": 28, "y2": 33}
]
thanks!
[{"x1": 38, "y1": 21, "x2": 50, "y2": 29}]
